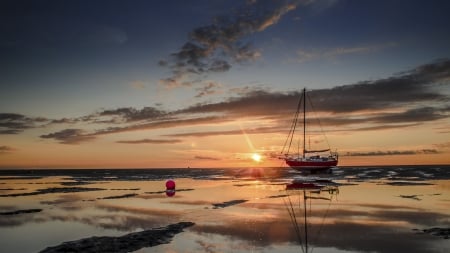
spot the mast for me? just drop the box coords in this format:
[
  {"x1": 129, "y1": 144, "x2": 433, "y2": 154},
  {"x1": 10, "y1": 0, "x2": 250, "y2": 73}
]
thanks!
[{"x1": 302, "y1": 88, "x2": 306, "y2": 159}]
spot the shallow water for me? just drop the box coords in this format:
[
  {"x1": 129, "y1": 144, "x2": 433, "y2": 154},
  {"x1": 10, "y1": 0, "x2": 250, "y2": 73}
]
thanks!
[{"x1": 0, "y1": 166, "x2": 449, "y2": 253}]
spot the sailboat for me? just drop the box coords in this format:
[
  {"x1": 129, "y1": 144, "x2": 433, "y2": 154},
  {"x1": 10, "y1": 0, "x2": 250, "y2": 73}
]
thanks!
[{"x1": 282, "y1": 88, "x2": 338, "y2": 172}]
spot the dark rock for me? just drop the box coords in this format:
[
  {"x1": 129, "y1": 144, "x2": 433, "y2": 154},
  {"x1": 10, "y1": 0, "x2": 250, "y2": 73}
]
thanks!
[
  {"x1": 0, "y1": 208, "x2": 42, "y2": 215},
  {"x1": 98, "y1": 193, "x2": 138, "y2": 199},
  {"x1": 384, "y1": 181, "x2": 434, "y2": 186},
  {"x1": 39, "y1": 222, "x2": 195, "y2": 253},
  {"x1": 415, "y1": 227, "x2": 450, "y2": 239},
  {"x1": 212, "y1": 199, "x2": 248, "y2": 208}
]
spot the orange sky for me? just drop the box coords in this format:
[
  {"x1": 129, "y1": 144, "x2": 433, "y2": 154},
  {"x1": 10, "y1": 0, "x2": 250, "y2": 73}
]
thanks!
[{"x1": 1, "y1": 112, "x2": 449, "y2": 168}]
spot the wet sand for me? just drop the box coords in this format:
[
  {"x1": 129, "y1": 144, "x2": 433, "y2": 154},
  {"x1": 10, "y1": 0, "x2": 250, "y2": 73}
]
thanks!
[{"x1": 0, "y1": 166, "x2": 449, "y2": 253}]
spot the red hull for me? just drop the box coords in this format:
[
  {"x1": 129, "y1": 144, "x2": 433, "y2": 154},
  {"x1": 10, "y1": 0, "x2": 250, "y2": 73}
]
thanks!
[
  {"x1": 285, "y1": 159, "x2": 337, "y2": 171},
  {"x1": 286, "y1": 182, "x2": 323, "y2": 190}
]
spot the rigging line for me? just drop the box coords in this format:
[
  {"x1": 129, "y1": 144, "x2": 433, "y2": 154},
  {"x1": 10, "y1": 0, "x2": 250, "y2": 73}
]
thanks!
[
  {"x1": 290, "y1": 194, "x2": 305, "y2": 253},
  {"x1": 304, "y1": 190, "x2": 309, "y2": 253},
  {"x1": 306, "y1": 92, "x2": 332, "y2": 152},
  {"x1": 281, "y1": 93, "x2": 301, "y2": 154},
  {"x1": 289, "y1": 193, "x2": 305, "y2": 252},
  {"x1": 282, "y1": 91, "x2": 304, "y2": 155},
  {"x1": 309, "y1": 194, "x2": 334, "y2": 253},
  {"x1": 283, "y1": 195, "x2": 304, "y2": 252}
]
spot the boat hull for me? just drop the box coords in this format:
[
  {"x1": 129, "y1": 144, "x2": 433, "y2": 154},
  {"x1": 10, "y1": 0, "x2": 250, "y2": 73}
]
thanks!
[
  {"x1": 285, "y1": 159, "x2": 338, "y2": 171},
  {"x1": 286, "y1": 182, "x2": 323, "y2": 190}
]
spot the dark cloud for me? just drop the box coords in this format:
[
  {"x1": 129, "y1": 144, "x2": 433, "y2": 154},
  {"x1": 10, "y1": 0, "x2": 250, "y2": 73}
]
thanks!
[
  {"x1": 178, "y1": 59, "x2": 450, "y2": 123},
  {"x1": 0, "y1": 113, "x2": 47, "y2": 134},
  {"x1": 40, "y1": 129, "x2": 95, "y2": 144},
  {"x1": 0, "y1": 145, "x2": 16, "y2": 154},
  {"x1": 194, "y1": 156, "x2": 221, "y2": 161},
  {"x1": 94, "y1": 116, "x2": 228, "y2": 136},
  {"x1": 160, "y1": 0, "x2": 301, "y2": 87},
  {"x1": 165, "y1": 126, "x2": 280, "y2": 138},
  {"x1": 99, "y1": 107, "x2": 167, "y2": 122},
  {"x1": 372, "y1": 107, "x2": 447, "y2": 123},
  {"x1": 49, "y1": 118, "x2": 78, "y2": 124},
  {"x1": 116, "y1": 139, "x2": 182, "y2": 144},
  {"x1": 39, "y1": 116, "x2": 228, "y2": 144},
  {"x1": 194, "y1": 81, "x2": 222, "y2": 98},
  {"x1": 344, "y1": 149, "x2": 439, "y2": 157},
  {"x1": 335, "y1": 123, "x2": 421, "y2": 132},
  {"x1": 307, "y1": 58, "x2": 450, "y2": 113},
  {"x1": 179, "y1": 89, "x2": 299, "y2": 117}
]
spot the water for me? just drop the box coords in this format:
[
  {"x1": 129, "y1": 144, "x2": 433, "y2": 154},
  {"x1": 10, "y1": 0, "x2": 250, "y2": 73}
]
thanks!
[{"x1": 0, "y1": 166, "x2": 449, "y2": 253}]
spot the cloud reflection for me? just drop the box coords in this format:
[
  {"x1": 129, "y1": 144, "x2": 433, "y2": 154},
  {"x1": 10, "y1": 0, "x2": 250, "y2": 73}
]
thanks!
[
  {"x1": 191, "y1": 214, "x2": 445, "y2": 253},
  {"x1": 188, "y1": 195, "x2": 450, "y2": 253}
]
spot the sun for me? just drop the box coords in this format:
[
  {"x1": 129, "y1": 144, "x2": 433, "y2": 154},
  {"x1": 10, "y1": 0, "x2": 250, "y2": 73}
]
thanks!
[{"x1": 252, "y1": 153, "x2": 262, "y2": 162}]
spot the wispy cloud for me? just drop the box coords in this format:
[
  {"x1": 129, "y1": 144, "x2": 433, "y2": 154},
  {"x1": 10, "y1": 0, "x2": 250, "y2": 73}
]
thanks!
[
  {"x1": 0, "y1": 113, "x2": 48, "y2": 134},
  {"x1": 433, "y1": 141, "x2": 450, "y2": 149},
  {"x1": 0, "y1": 145, "x2": 16, "y2": 154},
  {"x1": 295, "y1": 42, "x2": 397, "y2": 63},
  {"x1": 194, "y1": 155, "x2": 221, "y2": 161},
  {"x1": 159, "y1": 0, "x2": 304, "y2": 89},
  {"x1": 344, "y1": 149, "x2": 439, "y2": 157},
  {"x1": 129, "y1": 80, "x2": 146, "y2": 89},
  {"x1": 98, "y1": 107, "x2": 168, "y2": 123},
  {"x1": 194, "y1": 81, "x2": 223, "y2": 98},
  {"x1": 40, "y1": 129, "x2": 95, "y2": 144},
  {"x1": 116, "y1": 139, "x2": 182, "y2": 144},
  {"x1": 164, "y1": 126, "x2": 280, "y2": 138}
]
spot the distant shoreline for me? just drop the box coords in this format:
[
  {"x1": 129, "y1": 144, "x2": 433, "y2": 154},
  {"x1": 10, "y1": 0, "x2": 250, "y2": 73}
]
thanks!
[{"x1": 1, "y1": 164, "x2": 450, "y2": 171}]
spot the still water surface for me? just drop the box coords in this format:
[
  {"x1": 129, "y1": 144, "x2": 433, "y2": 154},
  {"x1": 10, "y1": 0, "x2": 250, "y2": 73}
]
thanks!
[{"x1": 0, "y1": 166, "x2": 449, "y2": 253}]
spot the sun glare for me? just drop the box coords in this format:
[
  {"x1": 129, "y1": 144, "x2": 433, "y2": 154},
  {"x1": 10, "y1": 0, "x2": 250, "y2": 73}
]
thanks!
[{"x1": 252, "y1": 153, "x2": 262, "y2": 162}]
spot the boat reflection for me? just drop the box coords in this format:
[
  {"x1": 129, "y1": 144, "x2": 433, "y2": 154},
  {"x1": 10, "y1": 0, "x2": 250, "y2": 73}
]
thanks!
[{"x1": 284, "y1": 178, "x2": 339, "y2": 253}]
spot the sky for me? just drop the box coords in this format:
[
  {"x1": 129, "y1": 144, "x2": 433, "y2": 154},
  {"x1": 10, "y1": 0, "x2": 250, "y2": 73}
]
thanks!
[{"x1": 1, "y1": 0, "x2": 449, "y2": 168}]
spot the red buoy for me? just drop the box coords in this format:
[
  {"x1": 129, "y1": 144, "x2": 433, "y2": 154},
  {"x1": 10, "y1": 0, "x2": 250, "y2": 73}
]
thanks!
[{"x1": 166, "y1": 179, "x2": 176, "y2": 190}]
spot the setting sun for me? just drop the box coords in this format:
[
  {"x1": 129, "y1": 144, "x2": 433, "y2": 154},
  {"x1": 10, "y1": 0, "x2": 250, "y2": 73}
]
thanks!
[{"x1": 252, "y1": 153, "x2": 262, "y2": 162}]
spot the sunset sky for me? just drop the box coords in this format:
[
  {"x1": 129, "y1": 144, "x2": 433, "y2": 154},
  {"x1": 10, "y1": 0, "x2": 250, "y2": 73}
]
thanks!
[{"x1": 1, "y1": 0, "x2": 449, "y2": 168}]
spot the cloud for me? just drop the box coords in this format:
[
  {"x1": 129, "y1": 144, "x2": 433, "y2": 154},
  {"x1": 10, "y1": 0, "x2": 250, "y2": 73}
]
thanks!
[
  {"x1": 0, "y1": 113, "x2": 48, "y2": 134},
  {"x1": 94, "y1": 116, "x2": 228, "y2": 136},
  {"x1": 98, "y1": 107, "x2": 168, "y2": 123},
  {"x1": 129, "y1": 80, "x2": 146, "y2": 89},
  {"x1": 0, "y1": 145, "x2": 16, "y2": 154},
  {"x1": 344, "y1": 149, "x2": 439, "y2": 157},
  {"x1": 371, "y1": 107, "x2": 447, "y2": 123},
  {"x1": 195, "y1": 81, "x2": 223, "y2": 98},
  {"x1": 39, "y1": 116, "x2": 229, "y2": 144},
  {"x1": 164, "y1": 126, "x2": 280, "y2": 138},
  {"x1": 159, "y1": 0, "x2": 303, "y2": 88},
  {"x1": 434, "y1": 141, "x2": 450, "y2": 149},
  {"x1": 49, "y1": 118, "x2": 78, "y2": 124},
  {"x1": 295, "y1": 42, "x2": 397, "y2": 63},
  {"x1": 194, "y1": 155, "x2": 221, "y2": 161},
  {"x1": 179, "y1": 89, "x2": 300, "y2": 118},
  {"x1": 40, "y1": 129, "x2": 95, "y2": 144},
  {"x1": 306, "y1": 59, "x2": 449, "y2": 114},
  {"x1": 116, "y1": 139, "x2": 182, "y2": 144}
]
